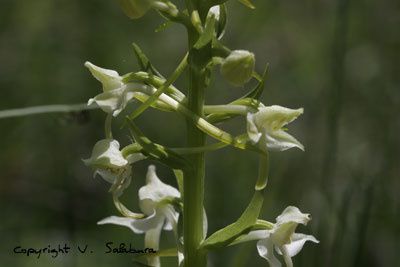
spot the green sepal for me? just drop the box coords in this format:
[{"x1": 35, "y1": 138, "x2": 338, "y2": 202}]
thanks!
[
  {"x1": 242, "y1": 63, "x2": 269, "y2": 100},
  {"x1": 200, "y1": 191, "x2": 264, "y2": 250},
  {"x1": 194, "y1": 14, "x2": 216, "y2": 49},
  {"x1": 238, "y1": 0, "x2": 255, "y2": 9},
  {"x1": 126, "y1": 118, "x2": 190, "y2": 169},
  {"x1": 132, "y1": 43, "x2": 164, "y2": 78}
]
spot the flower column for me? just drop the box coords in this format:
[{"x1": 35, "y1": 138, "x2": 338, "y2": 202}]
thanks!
[{"x1": 183, "y1": 2, "x2": 210, "y2": 267}]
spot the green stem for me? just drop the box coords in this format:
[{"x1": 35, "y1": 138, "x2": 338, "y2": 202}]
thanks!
[{"x1": 183, "y1": 23, "x2": 209, "y2": 267}]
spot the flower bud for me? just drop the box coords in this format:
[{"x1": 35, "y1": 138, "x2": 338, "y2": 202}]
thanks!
[
  {"x1": 220, "y1": 50, "x2": 255, "y2": 86},
  {"x1": 116, "y1": 0, "x2": 151, "y2": 19}
]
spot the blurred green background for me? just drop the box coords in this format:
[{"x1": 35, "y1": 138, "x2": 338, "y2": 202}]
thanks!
[{"x1": 1, "y1": 0, "x2": 399, "y2": 266}]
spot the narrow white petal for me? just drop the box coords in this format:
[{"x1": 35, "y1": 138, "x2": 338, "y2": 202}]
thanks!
[
  {"x1": 283, "y1": 233, "x2": 319, "y2": 257},
  {"x1": 257, "y1": 238, "x2": 282, "y2": 267},
  {"x1": 266, "y1": 130, "x2": 304, "y2": 151},
  {"x1": 97, "y1": 216, "x2": 144, "y2": 234},
  {"x1": 145, "y1": 219, "x2": 164, "y2": 267}
]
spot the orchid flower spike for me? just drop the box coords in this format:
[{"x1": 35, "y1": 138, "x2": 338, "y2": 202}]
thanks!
[
  {"x1": 233, "y1": 206, "x2": 318, "y2": 267},
  {"x1": 85, "y1": 62, "x2": 149, "y2": 116},
  {"x1": 97, "y1": 165, "x2": 181, "y2": 267},
  {"x1": 247, "y1": 105, "x2": 304, "y2": 151},
  {"x1": 83, "y1": 139, "x2": 145, "y2": 197}
]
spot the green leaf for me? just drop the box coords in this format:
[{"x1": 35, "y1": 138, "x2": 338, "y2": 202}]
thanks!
[
  {"x1": 194, "y1": 15, "x2": 216, "y2": 49},
  {"x1": 238, "y1": 0, "x2": 255, "y2": 9},
  {"x1": 201, "y1": 191, "x2": 264, "y2": 250}
]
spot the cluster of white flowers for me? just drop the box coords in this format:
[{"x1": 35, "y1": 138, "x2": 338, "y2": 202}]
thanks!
[{"x1": 83, "y1": 60, "x2": 317, "y2": 266}]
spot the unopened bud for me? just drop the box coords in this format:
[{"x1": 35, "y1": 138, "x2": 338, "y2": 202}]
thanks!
[{"x1": 221, "y1": 50, "x2": 255, "y2": 86}]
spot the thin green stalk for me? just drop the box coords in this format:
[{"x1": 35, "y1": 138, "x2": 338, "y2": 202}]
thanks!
[
  {"x1": 128, "y1": 53, "x2": 188, "y2": 120},
  {"x1": 203, "y1": 104, "x2": 250, "y2": 115}
]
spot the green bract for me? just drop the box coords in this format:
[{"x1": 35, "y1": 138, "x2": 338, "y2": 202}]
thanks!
[
  {"x1": 247, "y1": 105, "x2": 304, "y2": 151},
  {"x1": 221, "y1": 50, "x2": 255, "y2": 86},
  {"x1": 117, "y1": 0, "x2": 152, "y2": 19},
  {"x1": 98, "y1": 165, "x2": 181, "y2": 267}
]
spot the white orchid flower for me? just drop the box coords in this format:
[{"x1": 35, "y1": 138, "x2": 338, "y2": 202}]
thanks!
[
  {"x1": 247, "y1": 105, "x2": 304, "y2": 151},
  {"x1": 83, "y1": 139, "x2": 145, "y2": 196},
  {"x1": 233, "y1": 206, "x2": 318, "y2": 267},
  {"x1": 98, "y1": 165, "x2": 181, "y2": 267},
  {"x1": 85, "y1": 62, "x2": 149, "y2": 116}
]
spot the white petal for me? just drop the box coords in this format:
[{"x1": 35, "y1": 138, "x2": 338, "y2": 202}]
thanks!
[
  {"x1": 254, "y1": 106, "x2": 303, "y2": 130},
  {"x1": 139, "y1": 165, "x2": 180, "y2": 209},
  {"x1": 246, "y1": 112, "x2": 263, "y2": 143},
  {"x1": 208, "y1": 5, "x2": 220, "y2": 20},
  {"x1": 203, "y1": 207, "x2": 208, "y2": 240},
  {"x1": 88, "y1": 87, "x2": 136, "y2": 116},
  {"x1": 279, "y1": 233, "x2": 319, "y2": 257},
  {"x1": 83, "y1": 139, "x2": 128, "y2": 168},
  {"x1": 97, "y1": 216, "x2": 144, "y2": 234},
  {"x1": 257, "y1": 238, "x2": 282, "y2": 267},
  {"x1": 276, "y1": 206, "x2": 311, "y2": 226},
  {"x1": 265, "y1": 130, "x2": 304, "y2": 151},
  {"x1": 270, "y1": 206, "x2": 311, "y2": 246},
  {"x1": 84, "y1": 61, "x2": 123, "y2": 92},
  {"x1": 160, "y1": 205, "x2": 179, "y2": 231}
]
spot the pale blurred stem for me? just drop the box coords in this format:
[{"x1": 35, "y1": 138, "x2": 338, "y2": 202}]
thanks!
[
  {"x1": 104, "y1": 114, "x2": 113, "y2": 139},
  {"x1": 203, "y1": 104, "x2": 250, "y2": 115},
  {"x1": 182, "y1": 10, "x2": 209, "y2": 267}
]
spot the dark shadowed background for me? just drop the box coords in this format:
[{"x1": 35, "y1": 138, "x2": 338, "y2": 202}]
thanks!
[{"x1": 1, "y1": 0, "x2": 399, "y2": 266}]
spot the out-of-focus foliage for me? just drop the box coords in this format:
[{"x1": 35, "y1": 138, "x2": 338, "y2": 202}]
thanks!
[{"x1": 0, "y1": 0, "x2": 399, "y2": 266}]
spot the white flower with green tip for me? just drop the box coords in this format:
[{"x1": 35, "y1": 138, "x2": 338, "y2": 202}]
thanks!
[
  {"x1": 85, "y1": 62, "x2": 149, "y2": 116},
  {"x1": 98, "y1": 165, "x2": 181, "y2": 267},
  {"x1": 235, "y1": 206, "x2": 318, "y2": 267},
  {"x1": 83, "y1": 139, "x2": 144, "y2": 196},
  {"x1": 247, "y1": 105, "x2": 304, "y2": 151}
]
